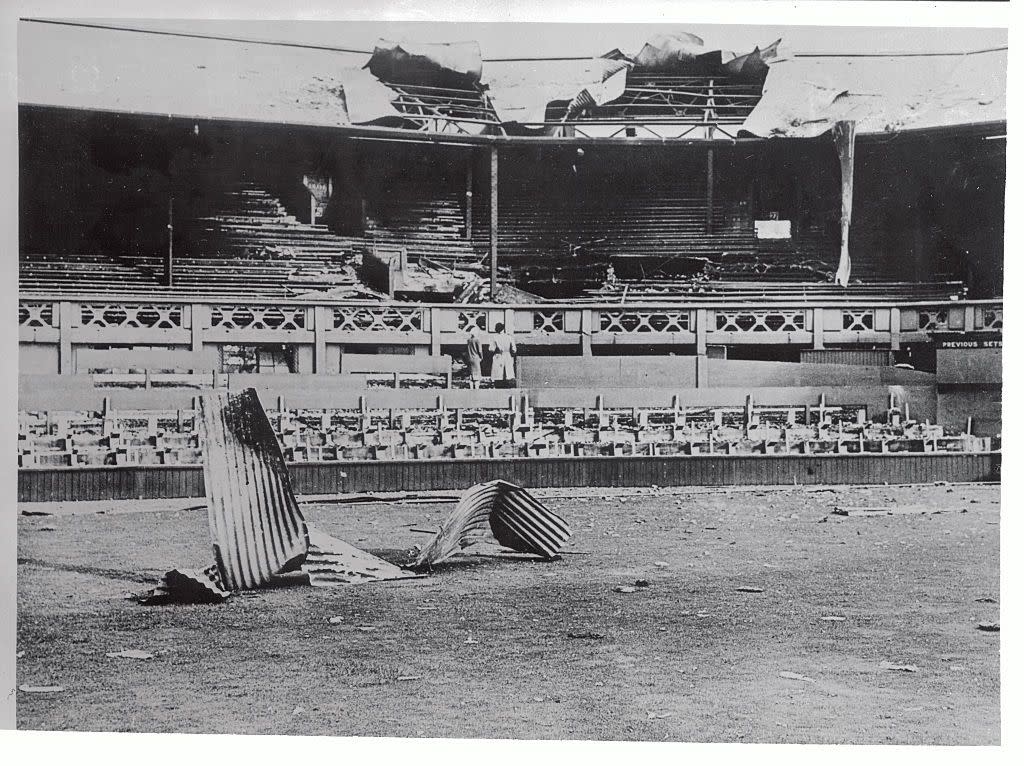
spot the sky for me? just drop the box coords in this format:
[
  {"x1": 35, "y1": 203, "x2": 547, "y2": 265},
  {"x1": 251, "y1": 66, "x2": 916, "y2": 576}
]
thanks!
[{"x1": 49, "y1": 19, "x2": 1007, "y2": 60}]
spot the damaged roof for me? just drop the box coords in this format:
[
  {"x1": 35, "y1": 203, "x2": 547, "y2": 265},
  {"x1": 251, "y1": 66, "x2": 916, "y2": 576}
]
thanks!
[{"x1": 18, "y1": 20, "x2": 1006, "y2": 139}]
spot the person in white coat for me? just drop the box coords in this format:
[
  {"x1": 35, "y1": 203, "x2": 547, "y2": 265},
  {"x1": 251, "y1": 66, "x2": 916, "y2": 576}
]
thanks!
[
  {"x1": 466, "y1": 325, "x2": 483, "y2": 389},
  {"x1": 489, "y1": 322, "x2": 517, "y2": 388}
]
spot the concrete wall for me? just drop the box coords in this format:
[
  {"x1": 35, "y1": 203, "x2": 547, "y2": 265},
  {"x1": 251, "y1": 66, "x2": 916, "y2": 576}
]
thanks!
[
  {"x1": 519, "y1": 355, "x2": 934, "y2": 389},
  {"x1": 936, "y1": 347, "x2": 1002, "y2": 385},
  {"x1": 518, "y1": 355, "x2": 698, "y2": 388},
  {"x1": 933, "y1": 347, "x2": 1002, "y2": 435},
  {"x1": 938, "y1": 388, "x2": 1001, "y2": 437},
  {"x1": 19, "y1": 343, "x2": 59, "y2": 375}
]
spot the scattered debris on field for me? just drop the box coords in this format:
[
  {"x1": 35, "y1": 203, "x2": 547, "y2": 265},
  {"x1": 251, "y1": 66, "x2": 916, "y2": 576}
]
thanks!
[
  {"x1": 834, "y1": 506, "x2": 949, "y2": 517},
  {"x1": 135, "y1": 566, "x2": 229, "y2": 605},
  {"x1": 779, "y1": 671, "x2": 815, "y2": 682},
  {"x1": 880, "y1": 662, "x2": 919, "y2": 672},
  {"x1": 567, "y1": 631, "x2": 605, "y2": 640}
]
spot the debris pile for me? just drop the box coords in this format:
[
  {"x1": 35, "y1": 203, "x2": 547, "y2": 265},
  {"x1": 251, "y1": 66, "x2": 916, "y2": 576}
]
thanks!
[
  {"x1": 136, "y1": 388, "x2": 568, "y2": 603},
  {"x1": 138, "y1": 389, "x2": 423, "y2": 604}
]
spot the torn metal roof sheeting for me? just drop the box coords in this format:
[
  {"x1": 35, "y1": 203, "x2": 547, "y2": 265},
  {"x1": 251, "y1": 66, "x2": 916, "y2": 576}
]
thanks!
[
  {"x1": 18, "y1": 20, "x2": 399, "y2": 126},
  {"x1": 19, "y1": 21, "x2": 1005, "y2": 139},
  {"x1": 413, "y1": 480, "x2": 572, "y2": 568},
  {"x1": 366, "y1": 39, "x2": 483, "y2": 89},
  {"x1": 198, "y1": 389, "x2": 310, "y2": 590},
  {"x1": 485, "y1": 57, "x2": 632, "y2": 125},
  {"x1": 741, "y1": 48, "x2": 1006, "y2": 138}
]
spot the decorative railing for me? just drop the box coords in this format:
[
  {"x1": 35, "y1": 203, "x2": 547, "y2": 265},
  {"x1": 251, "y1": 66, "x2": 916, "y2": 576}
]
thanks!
[
  {"x1": 456, "y1": 310, "x2": 488, "y2": 333},
  {"x1": 715, "y1": 309, "x2": 806, "y2": 333},
  {"x1": 976, "y1": 306, "x2": 1002, "y2": 331},
  {"x1": 210, "y1": 305, "x2": 306, "y2": 331},
  {"x1": 333, "y1": 306, "x2": 423, "y2": 332},
  {"x1": 18, "y1": 295, "x2": 1003, "y2": 376},
  {"x1": 600, "y1": 310, "x2": 690, "y2": 333},
  {"x1": 916, "y1": 308, "x2": 950, "y2": 332},
  {"x1": 79, "y1": 303, "x2": 185, "y2": 329},
  {"x1": 18, "y1": 302, "x2": 56, "y2": 328},
  {"x1": 533, "y1": 310, "x2": 565, "y2": 333},
  {"x1": 841, "y1": 309, "x2": 875, "y2": 332}
]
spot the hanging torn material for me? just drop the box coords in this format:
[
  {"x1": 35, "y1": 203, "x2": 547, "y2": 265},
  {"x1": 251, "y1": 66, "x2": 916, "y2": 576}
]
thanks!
[
  {"x1": 833, "y1": 120, "x2": 856, "y2": 287},
  {"x1": 413, "y1": 480, "x2": 572, "y2": 568},
  {"x1": 303, "y1": 527, "x2": 422, "y2": 586}
]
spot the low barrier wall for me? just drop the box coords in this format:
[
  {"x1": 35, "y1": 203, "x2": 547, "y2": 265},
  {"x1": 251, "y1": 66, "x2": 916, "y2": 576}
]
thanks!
[{"x1": 18, "y1": 452, "x2": 1000, "y2": 503}]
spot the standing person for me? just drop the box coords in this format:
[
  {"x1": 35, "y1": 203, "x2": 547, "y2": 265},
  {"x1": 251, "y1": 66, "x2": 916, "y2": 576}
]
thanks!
[
  {"x1": 490, "y1": 322, "x2": 517, "y2": 388},
  {"x1": 466, "y1": 325, "x2": 483, "y2": 389}
]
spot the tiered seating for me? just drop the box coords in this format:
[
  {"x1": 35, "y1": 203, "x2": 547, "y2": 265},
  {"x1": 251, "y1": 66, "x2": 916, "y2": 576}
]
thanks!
[
  {"x1": 584, "y1": 279, "x2": 967, "y2": 303},
  {"x1": 167, "y1": 183, "x2": 368, "y2": 297},
  {"x1": 19, "y1": 253, "x2": 160, "y2": 293},
  {"x1": 18, "y1": 397, "x2": 993, "y2": 468},
  {"x1": 364, "y1": 190, "x2": 484, "y2": 270}
]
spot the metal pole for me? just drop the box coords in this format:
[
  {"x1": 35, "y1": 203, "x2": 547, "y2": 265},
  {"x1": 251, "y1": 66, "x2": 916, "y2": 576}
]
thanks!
[
  {"x1": 489, "y1": 145, "x2": 499, "y2": 299},
  {"x1": 705, "y1": 148, "x2": 714, "y2": 234},
  {"x1": 166, "y1": 196, "x2": 174, "y2": 287}
]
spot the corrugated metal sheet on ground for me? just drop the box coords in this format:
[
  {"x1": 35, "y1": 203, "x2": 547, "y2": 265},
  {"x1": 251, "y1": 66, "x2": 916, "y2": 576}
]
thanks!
[
  {"x1": 414, "y1": 480, "x2": 571, "y2": 567},
  {"x1": 302, "y1": 526, "x2": 420, "y2": 585},
  {"x1": 198, "y1": 389, "x2": 309, "y2": 590}
]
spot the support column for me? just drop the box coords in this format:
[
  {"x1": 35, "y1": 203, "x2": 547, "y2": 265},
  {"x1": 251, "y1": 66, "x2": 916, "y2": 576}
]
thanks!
[
  {"x1": 705, "y1": 148, "x2": 714, "y2": 234},
  {"x1": 57, "y1": 301, "x2": 73, "y2": 374},
  {"x1": 313, "y1": 306, "x2": 330, "y2": 373},
  {"x1": 165, "y1": 197, "x2": 174, "y2": 287},
  {"x1": 430, "y1": 307, "x2": 442, "y2": 356},
  {"x1": 833, "y1": 120, "x2": 856, "y2": 287},
  {"x1": 465, "y1": 157, "x2": 474, "y2": 240},
  {"x1": 694, "y1": 308, "x2": 709, "y2": 388},
  {"x1": 190, "y1": 304, "x2": 208, "y2": 353},
  {"x1": 581, "y1": 310, "x2": 593, "y2": 356},
  {"x1": 890, "y1": 307, "x2": 902, "y2": 352},
  {"x1": 695, "y1": 308, "x2": 708, "y2": 355},
  {"x1": 489, "y1": 145, "x2": 499, "y2": 299},
  {"x1": 812, "y1": 307, "x2": 825, "y2": 350}
]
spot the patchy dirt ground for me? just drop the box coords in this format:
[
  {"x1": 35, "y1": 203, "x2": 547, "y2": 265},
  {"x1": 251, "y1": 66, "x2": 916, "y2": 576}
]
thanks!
[{"x1": 16, "y1": 483, "x2": 1000, "y2": 743}]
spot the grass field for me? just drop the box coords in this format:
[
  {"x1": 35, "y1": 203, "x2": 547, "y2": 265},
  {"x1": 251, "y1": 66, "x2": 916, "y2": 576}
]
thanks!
[{"x1": 16, "y1": 482, "x2": 1000, "y2": 743}]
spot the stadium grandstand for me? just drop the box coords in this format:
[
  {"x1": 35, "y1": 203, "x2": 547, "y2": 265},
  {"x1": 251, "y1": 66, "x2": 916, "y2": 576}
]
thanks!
[{"x1": 16, "y1": 20, "x2": 1004, "y2": 499}]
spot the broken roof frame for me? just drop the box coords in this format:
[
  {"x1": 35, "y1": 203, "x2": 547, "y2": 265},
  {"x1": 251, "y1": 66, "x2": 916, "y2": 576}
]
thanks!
[{"x1": 19, "y1": 20, "x2": 1005, "y2": 144}]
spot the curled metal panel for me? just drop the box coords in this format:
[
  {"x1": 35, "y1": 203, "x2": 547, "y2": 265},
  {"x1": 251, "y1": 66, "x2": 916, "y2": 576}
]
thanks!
[
  {"x1": 413, "y1": 480, "x2": 571, "y2": 567},
  {"x1": 198, "y1": 389, "x2": 309, "y2": 591},
  {"x1": 302, "y1": 527, "x2": 421, "y2": 586}
]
